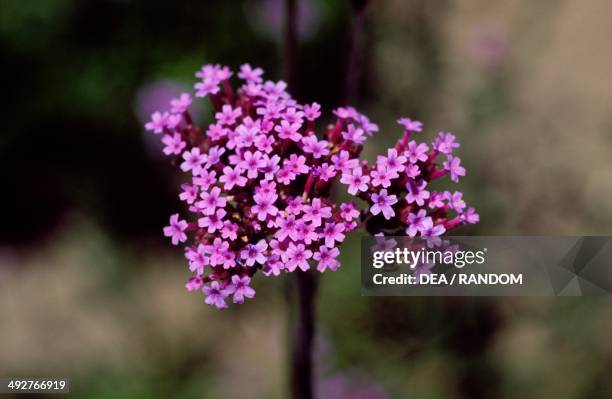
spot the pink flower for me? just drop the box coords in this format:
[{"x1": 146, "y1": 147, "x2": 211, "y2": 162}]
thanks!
[
  {"x1": 179, "y1": 183, "x2": 198, "y2": 204},
  {"x1": 186, "y1": 244, "x2": 208, "y2": 275},
  {"x1": 342, "y1": 124, "x2": 366, "y2": 144},
  {"x1": 443, "y1": 155, "x2": 466, "y2": 182},
  {"x1": 370, "y1": 167, "x2": 392, "y2": 188},
  {"x1": 286, "y1": 243, "x2": 313, "y2": 272},
  {"x1": 405, "y1": 141, "x2": 429, "y2": 163},
  {"x1": 322, "y1": 222, "x2": 345, "y2": 248},
  {"x1": 433, "y1": 132, "x2": 460, "y2": 154},
  {"x1": 252, "y1": 193, "x2": 279, "y2": 221},
  {"x1": 180, "y1": 147, "x2": 207, "y2": 175},
  {"x1": 275, "y1": 120, "x2": 302, "y2": 142},
  {"x1": 162, "y1": 133, "x2": 186, "y2": 155},
  {"x1": 221, "y1": 221, "x2": 238, "y2": 240},
  {"x1": 276, "y1": 167, "x2": 296, "y2": 185},
  {"x1": 207, "y1": 123, "x2": 227, "y2": 141},
  {"x1": 405, "y1": 209, "x2": 428, "y2": 237},
  {"x1": 369, "y1": 189, "x2": 397, "y2": 220},
  {"x1": 193, "y1": 170, "x2": 216, "y2": 190},
  {"x1": 145, "y1": 111, "x2": 169, "y2": 133},
  {"x1": 240, "y1": 150, "x2": 265, "y2": 179},
  {"x1": 406, "y1": 180, "x2": 430, "y2": 206},
  {"x1": 284, "y1": 154, "x2": 309, "y2": 175},
  {"x1": 420, "y1": 218, "x2": 446, "y2": 238},
  {"x1": 286, "y1": 196, "x2": 304, "y2": 214},
  {"x1": 296, "y1": 221, "x2": 319, "y2": 245},
  {"x1": 260, "y1": 154, "x2": 281, "y2": 180},
  {"x1": 461, "y1": 207, "x2": 480, "y2": 224},
  {"x1": 195, "y1": 79, "x2": 220, "y2": 97},
  {"x1": 303, "y1": 102, "x2": 321, "y2": 121},
  {"x1": 170, "y1": 93, "x2": 192, "y2": 113},
  {"x1": 301, "y1": 135, "x2": 330, "y2": 158},
  {"x1": 203, "y1": 281, "x2": 229, "y2": 309},
  {"x1": 198, "y1": 208, "x2": 226, "y2": 233},
  {"x1": 315, "y1": 163, "x2": 337, "y2": 181},
  {"x1": 197, "y1": 187, "x2": 226, "y2": 215},
  {"x1": 341, "y1": 168, "x2": 370, "y2": 195},
  {"x1": 240, "y1": 239, "x2": 268, "y2": 266},
  {"x1": 163, "y1": 213, "x2": 188, "y2": 245},
  {"x1": 303, "y1": 198, "x2": 332, "y2": 227},
  {"x1": 340, "y1": 203, "x2": 360, "y2": 221},
  {"x1": 215, "y1": 104, "x2": 242, "y2": 126},
  {"x1": 225, "y1": 275, "x2": 256, "y2": 304},
  {"x1": 313, "y1": 246, "x2": 340, "y2": 272},
  {"x1": 445, "y1": 191, "x2": 466, "y2": 212},
  {"x1": 205, "y1": 146, "x2": 225, "y2": 167},
  {"x1": 376, "y1": 149, "x2": 406, "y2": 176},
  {"x1": 238, "y1": 63, "x2": 263, "y2": 83},
  {"x1": 397, "y1": 117, "x2": 423, "y2": 133},
  {"x1": 220, "y1": 166, "x2": 247, "y2": 190},
  {"x1": 332, "y1": 150, "x2": 359, "y2": 174},
  {"x1": 275, "y1": 214, "x2": 299, "y2": 241},
  {"x1": 185, "y1": 276, "x2": 203, "y2": 292},
  {"x1": 236, "y1": 125, "x2": 259, "y2": 148}
]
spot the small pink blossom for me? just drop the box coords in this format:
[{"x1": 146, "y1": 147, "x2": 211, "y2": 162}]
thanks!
[
  {"x1": 303, "y1": 102, "x2": 321, "y2": 121},
  {"x1": 341, "y1": 168, "x2": 370, "y2": 195},
  {"x1": 163, "y1": 213, "x2": 188, "y2": 245},
  {"x1": 203, "y1": 281, "x2": 229, "y2": 309},
  {"x1": 162, "y1": 133, "x2": 186, "y2": 155},
  {"x1": 369, "y1": 189, "x2": 397, "y2": 220},
  {"x1": 225, "y1": 275, "x2": 256, "y2": 304},
  {"x1": 240, "y1": 240, "x2": 268, "y2": 267},
  {"x1": 313, "y1": 246, "x2": 340, "y2": 272},
  {"x1": 238, "y1": 63, "x2": 263, "y2": 83},
  {"x1": 286, "y1": 243, "x2": 313, "y2": 272},
  {"x1": 397, "y1": 117, "x2": 423, "y2": 133},
  {"x1": 170, "y1": 93, "x2": 192, "y2": 113},
  {"x1": 322, "y1": 222, "x2": 345, "y2": 248},
  {"x1": 180, "y1": 147, "x2": 207, "y2": 175}
]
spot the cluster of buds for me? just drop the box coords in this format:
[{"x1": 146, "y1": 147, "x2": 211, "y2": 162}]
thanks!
[
  {"x1": 338, "y1": 118, "x2": 479, "y2": 239},
  {"x1": 146, "y1": 63, "x2": 478, "y2": 309}
]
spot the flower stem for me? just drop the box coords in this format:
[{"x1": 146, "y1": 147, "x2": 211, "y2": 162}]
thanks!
[{"x1": 289, "y1": 270, "x2": 318, "y2": 399}]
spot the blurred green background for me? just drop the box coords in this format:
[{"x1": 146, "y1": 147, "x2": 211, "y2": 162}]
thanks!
[{"x1": 1, "y1": 0, "x2": 612, "y2": 398}]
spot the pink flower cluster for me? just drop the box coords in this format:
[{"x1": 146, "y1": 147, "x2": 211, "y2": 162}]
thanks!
[
  {"x1": 148, "y1": 63, "x2": 478, "y2": 309},
  {"x1": 150, "y1": 64, "x2": 372, "y2": 309},
  {"x1": 338, "y1": 118, "x2": 479, "y2": 238}
]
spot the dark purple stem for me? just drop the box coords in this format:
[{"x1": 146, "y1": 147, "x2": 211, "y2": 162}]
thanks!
[
  {"x1": 344, "y1": 0, "x2": 370, "y2": 104},
  {"x1": 283, "y1": 0, "x2": 297, "y2": 90},
  {"x1": 283, "y1": 1, "x2": 315, "y2": 398},
  {"x1": 290, "y1": 270, "x2": 318, "y2": 399}
]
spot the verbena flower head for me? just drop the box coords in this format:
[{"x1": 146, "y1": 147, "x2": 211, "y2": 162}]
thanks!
[
  {"x1": 147, "y1": 64, "x2": 370, "y2": 309},
  {"x1": 147, "y1": 63, "x2": 478, "y2": 309}
]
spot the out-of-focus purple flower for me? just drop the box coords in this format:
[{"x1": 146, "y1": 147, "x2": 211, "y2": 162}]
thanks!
[
  {"x1": 397, "y1": 117, "x2": 423, "y2": 133},
  {"x1": 170, "y1": 93, "x2": 192, "y2": 113}
]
